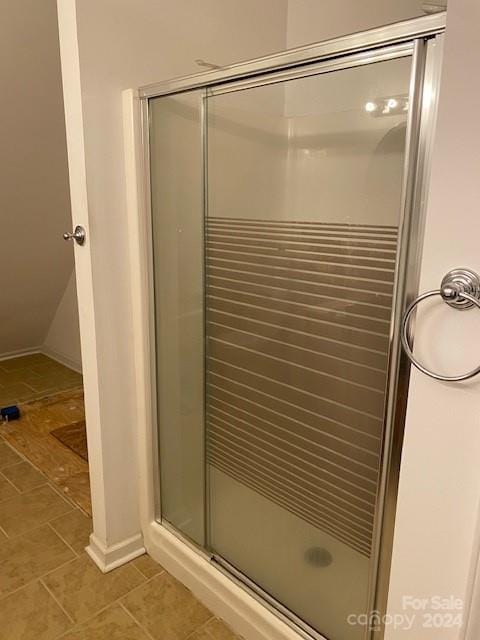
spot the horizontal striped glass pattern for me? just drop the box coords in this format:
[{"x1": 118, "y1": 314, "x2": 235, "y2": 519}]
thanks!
[{"x1": 206, "y1": 217, "x2": 397, "y2": 556}]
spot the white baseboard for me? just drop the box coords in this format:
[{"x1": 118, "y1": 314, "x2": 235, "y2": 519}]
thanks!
[
  {"x1": 41, "y1": 345, "x2": 82, "y2": 373},
  {"x1": 86, "y1": 532, "x2": 145, "y2": 573},
  {"x1": 144, "y1": 522, "x2": 302, "y2": 640},
  {"x1": 0, "y1": 346, "x2": 42, "y2": 362}
]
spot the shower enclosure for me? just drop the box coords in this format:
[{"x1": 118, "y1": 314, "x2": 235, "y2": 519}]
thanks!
[{"x1": 140, "y1": 14, "x2": 444, "y2": 640}]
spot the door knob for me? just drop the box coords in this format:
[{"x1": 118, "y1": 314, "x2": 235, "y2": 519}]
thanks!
[{"x1": 63, "y1": 225, "x2": 86, "y2": 246}]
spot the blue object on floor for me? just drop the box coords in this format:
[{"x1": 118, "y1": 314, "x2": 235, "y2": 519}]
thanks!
[{"x1": 1, "y1": 405, "x2": 20, "y2": 421}]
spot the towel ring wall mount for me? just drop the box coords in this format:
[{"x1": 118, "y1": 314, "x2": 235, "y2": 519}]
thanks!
[{"x1": 401, "y1": 268, "x2": 480, "y2": 381}]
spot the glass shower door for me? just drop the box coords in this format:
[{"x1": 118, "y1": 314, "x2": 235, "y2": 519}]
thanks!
[{"x1": 205, "y1": 56, "x2": 412, "y2": 640}]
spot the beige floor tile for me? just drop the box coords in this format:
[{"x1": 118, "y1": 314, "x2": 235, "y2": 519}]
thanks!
[
  {"x1": 122, "y1": 573, "x2": 212, "y2": 640},
  {"x1": 4, "y1": 428, "x2": 87, "y2": 477},
  {"x1": 0, "y1": 524, "x2": 75, "y2": 597},
  {"x1": 19, "y1": 394, "x2": 85, "y2": 431},
  {"x1": 133, "y1": 553, "x2": 164, "y2": 579},
  {"x1": 0, "y1": 354, "x2": 50, "y2": 371},
  {"x1": 0, "y1": 579, "x2": 72, "y2": 640},
  {"x1": 3, "y1": 388, "x2": 89, "y2": 516},
  {"x1": 0, "y1": 356, "x2": 82, "y2": 406},
  {"x1": 59, "y1": 603, "x2": 150, "y2": 639},
  {"x1": 22, "y1": 375, "x2": 64, "y2": 394},
  {"x1": 29, "y1": 358, "x2": 67, "y2": 371},
  {"x1": 25, "y1": 372, "x2": 81, "y2": 395},
  {"x1": 0, "y1": 474, "x2": 18, "y2": 502},
  {"x1": 0, "y1": 442, "x2": 22, "y2": 469},
  {"x1": 50, "y1": 510, "x2": 92, "y2": 554},
  {"x1": 15, "y1": 405, "x2": 82, "y2": 437},
  {"x1": 1, "y1": 460, "x2": 46, "y2": 492},
  {"x1": 43, "y1": 554, "x2": 145, "y2": 624},
  {"x1": 0, "y1": 381, "x2": 37, "y2": 404},
  {"x1": 0, "y1": 368, "x2": 42, "y2": 385},
  {"x1": 195, "y1": 618, "x2": 240, "y2": 640},
  {"x1": 0, "y1": 484, "x2": 73, "y2": 537},
  {"x1": 189, "y1": 629, "x2": 212, "y2": 640},
  {"x1": 60, "y1": 471, "x2": 92, "y2": 515},
  {"x1": 21, "y1": 388, "x2": 84, "y2": 412},
  {"x1": 30, "y1": 362, "x2": 77, "y2": 380}
]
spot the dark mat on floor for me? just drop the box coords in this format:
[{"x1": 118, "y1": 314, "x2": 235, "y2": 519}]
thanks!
[{"x1": 50, "y1": 421, "x2": 88, "y2": 461}]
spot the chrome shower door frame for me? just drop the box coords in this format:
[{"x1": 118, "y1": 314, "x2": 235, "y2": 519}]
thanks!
[{"x1": 139, "y1": 13, "x2": 445, "y2": 640}]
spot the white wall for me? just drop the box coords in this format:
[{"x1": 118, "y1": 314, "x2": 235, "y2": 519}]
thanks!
[
  {"x1": 0, "y1": 0, "x2": 80, "y2": 359},
  {"x1": 58, "y1": 0, "x2": 289, "y2": 557},
  {"x1": 282, "y1": 58, "x2": 410, "y2": 226},
  {"x1": 286, "y1": 0, "x2": 439, "y2": 47},
  {"x1": 43, "y1": 271, "x2": 82, "y2": 371},
  {"x1": 386, "y1": 1, "x2": 480, "y2": 638}
]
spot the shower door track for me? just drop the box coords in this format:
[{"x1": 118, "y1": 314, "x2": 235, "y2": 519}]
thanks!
[
  {"x1": 212, "y1": 554, "x2": 330, "y2": 640},
  {"x1": 139, "y1": 13, "x2": 445, "y2": 99},
  {"x1": 137, "y1": 12, "x2": 446, "y2": 640}
]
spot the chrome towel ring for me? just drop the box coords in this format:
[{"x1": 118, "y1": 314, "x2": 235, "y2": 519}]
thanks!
[{"x1": 401, "y1": 268, "x2": 480, "y2": 381}]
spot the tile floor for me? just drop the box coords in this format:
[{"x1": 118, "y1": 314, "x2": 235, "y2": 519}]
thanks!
[
  {"x1": 3, "y1": 388, "x2": 90, "y2": 514},
  {"x1": 0, "y1": 354, "x2": 82, "y2": 407},
  {"x1": 0, "y1": 355, "x2": 88, "y2": 513},
  {"x1": 0, "y1": 358, "x2": 241, "y2": 639},
  {"x1": 0, "y1": 442, "x2": 239, "y2": 639}
]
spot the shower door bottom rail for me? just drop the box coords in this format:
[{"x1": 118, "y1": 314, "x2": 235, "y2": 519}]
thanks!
[{"x1": 211, "y1": 554, "x2": 329, "y2": 640}]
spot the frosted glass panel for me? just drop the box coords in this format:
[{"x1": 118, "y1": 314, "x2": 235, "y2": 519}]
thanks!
[
  {"x1": 150, "y1": 91, "x2": 205, "y2": 545},
  {"x1": 206, "y1": 57, "x2": 411, "y2": 639}
]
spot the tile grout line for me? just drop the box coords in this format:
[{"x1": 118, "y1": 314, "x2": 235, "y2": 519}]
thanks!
[
  {"x1": 0, "y1": 476, "x2": 83, "y2": 544},
  {"x1": 23, "y1": 381, "x2": 39, "y2": 392},
  {"x1": 0, "y1": 469, "x2": 22, "y2": 494},
  {"x1": 0, "y1": 440, "x2": 30, "y2": 464},
  {"x1": 39, "y1": 577, "x2": 77, "y2": 626},
  {"x1": 185, "y1": 614, "x2": 216, "y2": 639},
  {"x1": 0, "y1": 509, "x2": 82, "y2": 545},
  {"x1": 117, "y1": 570, "x2": 216, "y2": 640},
  {"x1": 0, "y1": 519, "x2": 81, "y2": 550},
  {"x1": 47, "y1": 478, "x2": 84, "y2": 512},
  {"x1": 0, "y1": 554, "x2": 81, "y2": 603},
  {"x1": 12, "y1": 481, "x2": 50, "y2": 495},
  {"x1": 0, "y1": 538, "x2": 158, "y2": 609},
  {"x1": 1, "y1": 458, "x2": 48, "y2": 472},
  {"x1": 0, "y1": 482, "x2": 75, "y2": 534},
  {"x1": 50, "y1": 566, "x2": 165, "y2": 639},
  {"x1": 0, "y1": 439, "x2": 45, "y2": 475},
  {"x1": 14, "y1": 427, "x2": 91, "y2": 513},
  {"x1": 119, "y1": 600, "x2": 158, "y2": 640},
  {"x1": 0, "y1": 471, "x2": 49, "y2": 497},
  {"x1": 118, "y1": 570, "x2": 162, "y2": 600},
  {"x1": 9, "y1": 456, "x2": 89, "y2": 515},
  {"x1": 0, "y1": 357, "x2": 82, "y2": 408},
  {"x1": 48, "y1": 505, "x2": 87, "y2": 524},
  {"x1": 37, "y1": 552, "x2": 80, "y2": 584},
  {"x1": 0, "y1": 388, "x2": 91, "y2": 517},
  {"x1": 131, "y1": 562, "x2": 150, "y2": 580},
  {"x1": 75, "y1": 502, "x2": 92, "y2": 518},
  {"x1": 46, "y1": 521, "x2": 80, "y2": 558}
]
